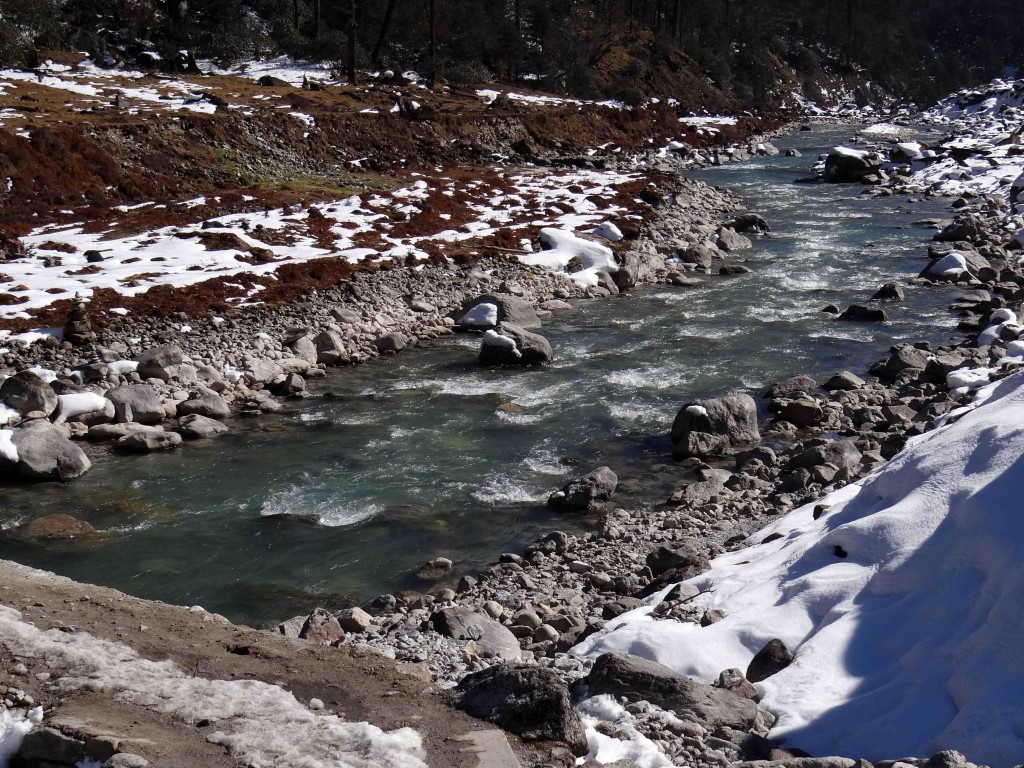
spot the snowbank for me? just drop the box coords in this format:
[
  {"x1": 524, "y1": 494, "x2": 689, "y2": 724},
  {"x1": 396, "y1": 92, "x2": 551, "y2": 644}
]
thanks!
[
  {"x1": 0, "y1": 705, "x2": 42, "y2": 768},
  {"x1": 0, "y1": 430, "x2": 19, "y2": 463},
  {"x1": 519, "y1": 228, "x2": 617, "y2": 288},
  {"x1": 0, "y1": 606, "x2": 426, "y2": 768},
  {"x1": 575, "y1": 370, "x2": 1024, "y2": 765}
]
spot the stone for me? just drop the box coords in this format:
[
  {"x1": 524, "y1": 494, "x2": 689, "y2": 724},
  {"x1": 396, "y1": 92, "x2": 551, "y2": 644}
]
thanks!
[
  {"x1": 646, "y1": 543, "x2": 709, "y2": 577},
  {"x1": 176, "y1": 394, "x2": 230, "y2": 419},
  {"x1": 746, "y1": 638, "x2": 795, "y2": 682},
  {"x1": 246, "y1": 359, "x2": 285, "y2": 385},
  {"x1": 587, "y1": 653, "x2": 758, "y2": 730},
  {"x1": 135, "y1": 344, "x2": 184, "y2": 381},
  {"x1": 416, "y1": 557, "x2": 454, "y2": 580},
  {"x1": 17, "y1": 727, "x2": 85, "y2": 763},
  {"x1": 13, "y1": 513, "x2": 96, "y2": 540},
  {"x1": 299, "y1": 607, "x2": 344, "y2": 644},
  {"x1": 457, "y1": 294, "x2": 542, "y2": 331},
  {"x1": 677, "y1": 244, "x2": 718, "y2": 269},
  {"x1": 729, "y1": 213, "x2": 770, "y2": 233},
  {"x1": 105, "y1": 384, "x2": 165, "y2": 424},
  {"x1": 671, "y1": 394, "x2": 760, "y2": 459},
  {"x1": 0, "y1": 370, "x2": 57, "y2": 416},
  {"x1": 177, "y1": 414, "x2": 228, "y2": 439},
  {"x1": 764, "y1": 375, "x2": 817, "y2": 399},
  {"x1": 336, "y1": 607, "x2": 373, "y2": 633},
  {"x1": 548, "y1": 466, "x2": 618, "y2": 511},
  {"x1": 781, "y1": 399, "x2": 824, "y2": 429},
  {"x1": 432, "y1": 607, "x2": 521, "y2": 660},
  {"x1": 822, "y1": 147, "x2": 883, "y2": 183},
  {"x1": 63, "y1": 295, "x2": 95, "y2": 346},
  {"x1": 822, "y1": 371, "x2": 866, "y2": 391},
  {"x1": 87, "y1": 423, "x2": 165, "y2": 442},
  {"x1": 374, "y1": 332, "x2": 408, "y2": 354},
  {"x1": 104, "y1": 753, "x2": 150, "y2": 767},
  {"x1": 716, "y1": 226, "x2": 753, "y2": 251},
  {"x1": 479, "y1": 323, "x2": 553, "y2": 366},
  {"x1": 720, "y1": 264, "x2": 753, "y2": 275},
  {"x1": 288, "y1": 335, "x2": 319, "y2": 365},
  {"x1": 330, "y1": 307, "x2": 361, "y2": 325},
  {"x1": 871, "y1": 282, "x2": 905, "y2": 301},
  {"x1": 787, "y1": 440, "x2": 862, "y2": 476},
  {"x1": 277, "y1": 615, "x2": 306, "y2": 638},
  {"x1": 457, "y1": 665, "x2": 588, "y2": 756},
  {"x1": 313, "y1": 329, "x2": 349, "y2": 365},
  {"x1": 113, "y1": 431, "x2": 183, "y2": 452},
  {"x1": 838, "y1": 305, "x2": 889, "y2": 322},
  {"x1": 8, "y1": 421, "x2": 91, "y2": 481}
]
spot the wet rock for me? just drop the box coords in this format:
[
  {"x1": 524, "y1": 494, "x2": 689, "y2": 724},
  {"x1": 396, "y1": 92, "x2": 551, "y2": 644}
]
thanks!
[
  {"x1": 13, "y1": 513, "x2": 97, "y2": 540},
  {"x1": 716, "y1": 227, "x2": 753, "y2": 252},
  {"x1": 871, "y1": 282, "x2": 905, "y2": 301},
  {"x1": 671, "y1": 395, "x2": 760, "y2": 459},
  {"x1": 457, "y1": 665, "x2": 588, "y2": 756},
  {"x1": 838, "y1": 305, "x2": 889, "y2": 322},
  {"x1": 479, "y1": 322, "x2": 553, "y2": 366},
  {"x1": 720, "y1": 264, "x2": 753, "y2": 275},
  {"x1": 299, "y1": 607, "x2": 344, "y2": 644},
  {"x1": 177, "y1": 414, "x2": 229, "y2": 439},
  {"x1": 822, "y1": 147, "x2": 883, "y2": 183},
  {"x1": 587, "y1": 653, "x2": 758, "y2": 730},
  {"x1": 416, "y1": 557, "x2": 454, "y2": 581},
  {"x1": 0, "y1": 370, "x2": 57, "y2": 417},
  {"x1": 746, "y1": 638, "x2": 795, "y2": 682},
  {"x1": 729, "y1": 213, "x2": 770, "y2": 234},
  {"x1": 7, "y1": 421, "x2": 91, "y2": 481},
  {"x1": 114, "y1": 430, "x2": 183, "y2": 452},
  {"x1": 548, "y1": 466, "x2": 618, "y2": 511},
  {"x1": 176, "y1": 393, "x2": 230, "y2": 420}
]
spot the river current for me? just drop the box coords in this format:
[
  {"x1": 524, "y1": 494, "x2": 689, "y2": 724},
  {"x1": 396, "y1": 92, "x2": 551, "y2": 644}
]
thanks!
[{"x1": 0, "y1": 125, "x2": 963, "y2": 626}]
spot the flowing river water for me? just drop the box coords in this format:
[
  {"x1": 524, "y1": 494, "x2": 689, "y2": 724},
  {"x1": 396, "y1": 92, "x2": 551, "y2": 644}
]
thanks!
[{"x1": 0, "y1": 125, "x2": 963, "y2": 626}]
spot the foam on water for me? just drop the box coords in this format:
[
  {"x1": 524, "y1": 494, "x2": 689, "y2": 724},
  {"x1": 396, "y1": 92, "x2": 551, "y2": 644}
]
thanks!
[{"x1": 471, "y1": 474, "x2": 549, "y2": 505}]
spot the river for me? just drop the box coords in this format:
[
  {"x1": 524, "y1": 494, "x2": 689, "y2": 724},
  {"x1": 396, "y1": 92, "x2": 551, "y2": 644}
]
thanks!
[{"x1": 0, "y1": 124, "x2": 963, "y2": 626}]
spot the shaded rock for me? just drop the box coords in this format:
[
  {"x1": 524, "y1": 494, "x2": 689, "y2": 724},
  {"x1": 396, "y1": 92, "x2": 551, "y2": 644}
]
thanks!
[
  {"x1": 177, "y1": 414, "x2": 229, "y2": 439},
  {"x1": 548, "y1": 466, "x2": 617, "y2": 511},
  {"x1": 0, "y1": 370, "x2": 57, "y2": 416},
  {"x1": 16, "y1": 727, "x2": 84, "y2": 764},
  {"x1": 780, "y1": 399, "x2": 824, "y2": 429},
  {"x1": 747, "y1": 638, "x2": 795, "y2": 682},
  {"x1": 822, "y1": 147, "x2": 883, "y2": 183},
  {"x1": 720, "y1": 264, "x2": 753, "y2": 275},
  {"x1": 729, "y1": 213, "x2": 770, "y2": 233},
  {"x1": 671, "y1": 395, "x2": 760, "y2": 459},
  {"x1": 838, "y1": 305, "x2": 889, "y2": 322},
  {"x1": 587, "y1": 653, "x2": 758, "y2": 730},
  {"x1": 646, "y1": 542, "x2": 709, "y2": 577},
  {"x1": 416, "y1": 557, "x2": 454, "y2": 580},
  {"x1": 678, "y1": 244, "x2": 718, "y2": 269},
  {"x1": 871, "y1": 282, "x2": 905, "y2": 301},
  {"x1": 457, "y1": 665, "x2": 588, "y2": 756}
]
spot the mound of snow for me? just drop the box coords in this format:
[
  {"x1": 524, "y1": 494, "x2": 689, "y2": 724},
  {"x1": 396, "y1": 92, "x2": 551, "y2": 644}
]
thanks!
[
  {"x1": 519, "y1": 228, "x2": 616, "y2": 288},
  {"x1": 53, "y1": 393, "x2": 109, "y2": 424},
  {"x1": 459, "y1": 302, "x2": 499, "y2": 329},
  {"x1": 0, "y1": 430, "x2": 19, "y2": 463},
  {"x1": 0, "y1": 705, "x2": 42, "y2": 767},
  {"x1": 575, "y1": 370, "x2": 1024, "y2": 764}
]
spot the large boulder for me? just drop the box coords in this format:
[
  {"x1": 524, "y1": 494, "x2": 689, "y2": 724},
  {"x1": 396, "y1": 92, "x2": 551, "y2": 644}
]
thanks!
[
  {"x1": 587, "y1": 653, "x2": 758, "y2": 730},
  {"x1": 0, "y1": 371, "x2": 57, "y2": 417},
  {"x1": 431, "y1": 606, "x2": 521, "y2": 660},
  {"x1": 177, "y1": 414, "x2": 229, "y2": 439},
  {"x1": 299, "y1": 607, "x2": 344, "y2": 644},
  {"x1": 313, "y1": 329, "x2": 349, "y2": 365},
  {"x1": 822, "y1": 147, "x2": 883, "y2": 183},
  {"x1": 548, "y1": 466, "x2": 618, "y2": 511},
  {"x1": 135, "y1": 344, "x2": 185, "y2": 381},
  {"x1": 113, "y1": 431, "x2": 183, "y2": 452},
  {"x1": 7, "y1": 421, "x2": 91, "y2": 481},
  {"x1": 678, "y1": 244, "x2": 718, "y2": 269},
  {"x1": 105, "y1": 385, "x2": 165, "y2": 425},
  {"x1": 746, "y1": 638, "x2": 795, "y2": 683},
  {"x1": 176, "y1": 394, "x2": 230, "y2": 420},
  {"x1": 479, "y1": 323, "x2": 553, "y2": 366},
  {"x1": 11, "y1": 513, "x2": 96, "y2": 541},
  {"x1": 787, "y1": 440, "x2": 862, "y2": 476},
  {"x1": 716, "y1": 226, "x2": 752, "y2": 252},
  {"x1": 457, "y1": 666, "x2": 588, "y2": 756},
  {"x1": 456, "y1": 294, "x2": 542, "y2": 331},
  {"x1": 671, "y1": 395, "x2": 760, "y2": 459},
  {"x1": 933, "y1": 216, "x2": 984, "y2": 244},
  {"x1": 919, "y1": 249, "x2": 991, "y2": 282}
]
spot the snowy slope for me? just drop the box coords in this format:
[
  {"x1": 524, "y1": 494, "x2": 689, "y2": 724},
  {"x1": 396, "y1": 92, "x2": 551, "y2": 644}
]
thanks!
[{"x1": 575, "y1": 370, "x2": 1024, "y2": 765}]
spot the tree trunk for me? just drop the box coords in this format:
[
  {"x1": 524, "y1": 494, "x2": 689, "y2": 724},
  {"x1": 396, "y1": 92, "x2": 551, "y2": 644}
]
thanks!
[
  {"x1": 372, "y1": 0, "x2": 398, "y2": 63},
  {"x1": 347, "y1": 0, "x2": 358, "y2": 83}
]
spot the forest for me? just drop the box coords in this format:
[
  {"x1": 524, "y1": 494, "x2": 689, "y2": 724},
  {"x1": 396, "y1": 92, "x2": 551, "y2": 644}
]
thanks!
[{"x1": 1, "y1": 0, "x2": 1022, "y2": 107}]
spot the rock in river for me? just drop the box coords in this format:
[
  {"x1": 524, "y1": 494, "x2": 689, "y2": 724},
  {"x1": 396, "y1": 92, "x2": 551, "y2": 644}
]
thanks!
[
  {"x1": 548, "y1": 466, "x2": 618, "y2": 512},
  {"x1": 671, "y1": 395, "x2": 760, "y2": 459}
]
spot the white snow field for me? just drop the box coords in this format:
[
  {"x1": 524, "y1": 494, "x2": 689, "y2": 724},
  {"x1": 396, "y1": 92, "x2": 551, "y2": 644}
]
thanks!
[
  {"x1": 575, "y1": 369, "x2": 1024, "y2": 765},
  {"x1": 0, "y1": 604, "x2": 426, "y2": 768}
]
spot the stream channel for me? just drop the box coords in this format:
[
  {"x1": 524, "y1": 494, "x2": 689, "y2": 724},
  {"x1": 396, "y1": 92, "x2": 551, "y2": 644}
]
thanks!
[{"x1": 0, "y1": 124, "x2": 964, "y2": 626}]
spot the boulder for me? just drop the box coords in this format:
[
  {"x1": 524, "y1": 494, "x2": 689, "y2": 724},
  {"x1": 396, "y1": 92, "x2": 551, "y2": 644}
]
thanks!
[
  {"x1": 787, "y1": 440, "x2": 862, "y2": 476},
  {"x1": 431, "y1": 606, "x2": 521, "y2": 660},
  {"x1": 246, "y1": 359, "x2": 284, "y2": 385},
  {"x1": 677, "y1": 244, "x2": 718, "y2": 269},
  {"x1": 299, "y1": 607, "x2": 344, "y2": 644},
  {"x1": 457, "y1": 294, "x2": 542, "y2": 331},
  {"x1": 671, "y1": 395, "x2": 760, "y2": 459},
  {"x1": 176, "y1": 394, "x2": 230, "y2": 420},
  {"x1": 780, "y1": 399, "x2": 824, "y2": 429},
  {"x1": 747, "y1": 638, "x2": 795, "y2": 682},
  {"x1": 822, "y1": 371, "x2": 865, "y2": 391},
  {"x1": 287, "y1": 335, "x2": 319, "y2": 365},
  {"x1": 479, "y1": 322, "x2": 553, "y2": 366},
  {"x1": 716, "y1": 227, "x2": 753, "y2": 252},
  {"x1": 764, "y1": 375, "x2": 817, "y2": 399},
  {"x1": 871, "y1": 282, "x2": 905, "y2": 301},
  {"x1": 314, "y1": 329, "x2": 349, "y2": 365},
  {"x1": 416, "y1": 557, "x2": 453, "y2": 581},
  {"x1": 105, "y1": 385, "x2": 165, "y2": 425},
  {"x1": 336, "y1": 607, "x2": 373, "y2": 633},
  {"x1": 135, "y1": 344, "x2": 184, "y2": 381},
  {"x1": 374, "y1": 332, "x2": 408, "y2": 354},
  {"x1": 114, "y1": 431, "x2": 183, "y2": 453},
  {"x1": 837, "y1": 305, "x2": 889, "y2": 322},
  {"x1": 646, "y1": 542, "x2": 709, "y2": 577},
  {"x1": 728, "y1": 213, "x2": 770, "y2": 233},
  {"x1": 0, "y1": 371, "x2": 57, "y2": 416},
  {"x1": 13, "y1": 513, "x2": 96, "y2": 540},
  {"x1": 871, "y1": 344, "x2": 930, "y2": 381},
  {"x1": 88, "y1": 423, "x2": 165, "y2": 442},
  {"x1": 548, "y1": 466, "x2": 618, "y2": 511},
  {"x1": 587, "y1": 653, "x2": 758, "y2": 730},
  {"x1": 457, "y1": 666, "x2": 588, "y2": 756},
  {"x1": 933, "y1": 216, "x2": 983, "y2": 243},
  {"x1": 822, "y1": 147, "x2": 883, "y2": 183},
  {"x1": 177, "y1": 414, "x2": 229, "y2": 439},
  {"x1": 8, "y1": 421, "x2": 91, "y2": 481}
]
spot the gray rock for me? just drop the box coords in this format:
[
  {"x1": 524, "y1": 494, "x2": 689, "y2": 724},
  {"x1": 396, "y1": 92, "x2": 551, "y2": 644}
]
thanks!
[
  {"x1": 822, "y1": 148, "x2": 883, "y2": 183},
  {"x1": 780, "y1": 399, "x2": 824, "y2": 429},
  {"x1": 787, "y1": 440, "x2": 862, "y2": 476},
  {"x1": 871, "y1": 282, "x2": 905, "y2": 301},
  {"x1": 746, "y1": 638, "x2": 795, "y2": 682},
  {"x1": 336, "y1": 607, "x2": 373, "y2": 633},
  {"x1": 7, "y1": 421, "x2": 91, "y2": 481},
  {"x1": 587, "y1": 653, "x2": 758, "y2": 730},
  {"x1": 458, "y1": 666, "x2": 588, "y2": 756},
  {"x1": 330, "y1": 307, "x2": 361, "y2": 325},
  {"x1": 822, "y1": 371, "x2": 866, "y2": 391},
  {"x1": 548, "y1": 466, "x2": 618, "y2": 511},
  {"x1": 416, "y1": 557, "x2": 454, "y2": 580},
  {"x1": 729, "y1": 213, "x2": 770, "y2": 233},
  {"x1": 677, "y1": 244, "x2": 718, "y2": 269},
  {"x1": 114, "y1": 431, "x2": 183, "y2": 453},
  {"x1": 176, "y1": 393, "x2": 231, "y2": 419},
  {"x1": 313, "y1": 329, "x2": 349, "y2": 365},
  {"x1": 456, "y1": 294, "x2": 542, "y2": 331},
  {"x1": 246, "y1": 359, "x2": 285, "y2": 385},
  {"x1": 716, "y1": 227, "x2": 752, "y2": 252},
  {"x1": 432, "y1": 606, "x2": 521, "y2": 660},
  {"x1": 87, "y1": 423, "x2": 165, "y2": 442},
  {"x1": 177, "y1": 414, "x2": 229, "y2": 439},
  {"x1": 374, "y1": 332, "x2": 408, "y2": 354},
  {"x1": 0, "y1": 370, "x2": 57, "y2": 416},
  {"x1": 288, "y1": 335, "x2": 319, "y2": 365},
  {"x1": 105, "y1": 384, "x2": 165, "y2": 425},
  {"x1": 135, "y1": 344, "x2": 184, "y2": 381},
  {"x1": 104, "y1": 754, "x2": 150, "y2": 767},
  {"x1": 479, "y1": 322, "x2": 553, "y2": 366},
  {"x1": 764, "y1": 375, "x2": 817, "y2": 399},
  {"x1": 671, "y1": 394, "x2": 760, "y2": 459},
  {"x1": 838, "y1": 305, "x2": 889, "y2": 322},
  {"x1": 16, "y1": 727, "x2": 85, "y2": 764}
]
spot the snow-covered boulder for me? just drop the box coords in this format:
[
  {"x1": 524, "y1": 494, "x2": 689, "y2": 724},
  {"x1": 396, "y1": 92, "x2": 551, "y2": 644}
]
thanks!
[
  {"x1": 3, "y1": 421, "x2": 91, "y2": 481},
  {"x1": 478, "y1": 323, "x2": 552, "y2": 366},
  {"x1": 52, "y1": 392, "x2": 114, "y2": 426},
  {"x1": 518, "y1": 228, "x2": 617, "y2": 288},
  {"x1": 822, "y1": 146, "x2": 884, "y2": 183},
  {"x1": 456, "y1": 294, "x2": 542, "y2": 331},
  {"x1": 0, "y1": 371, "x2": 57, "y2": 417},
  {"x1": 592, "y1": 222, "x2": 624, "y2": 242}
]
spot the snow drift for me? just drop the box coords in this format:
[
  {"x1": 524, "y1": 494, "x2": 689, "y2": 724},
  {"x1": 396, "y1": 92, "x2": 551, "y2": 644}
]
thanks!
[{"x1": 576, "y1": 371, "x2": 1024, "y2": 765}]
